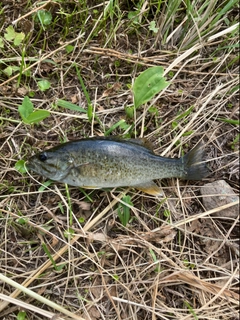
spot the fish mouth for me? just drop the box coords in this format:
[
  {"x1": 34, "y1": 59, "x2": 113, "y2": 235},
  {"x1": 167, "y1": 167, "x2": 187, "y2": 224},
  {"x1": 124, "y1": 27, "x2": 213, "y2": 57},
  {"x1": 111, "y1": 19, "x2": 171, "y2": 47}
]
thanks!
[
  {"x1": 26, "y1": 159, "x2": 61, "y2": 180},
  {"x1": 25, "y1": 160, "x2": 34, "y2": 171},
  {"x1": 26, "y1": 159, "x2": 42, "y2": 175}
]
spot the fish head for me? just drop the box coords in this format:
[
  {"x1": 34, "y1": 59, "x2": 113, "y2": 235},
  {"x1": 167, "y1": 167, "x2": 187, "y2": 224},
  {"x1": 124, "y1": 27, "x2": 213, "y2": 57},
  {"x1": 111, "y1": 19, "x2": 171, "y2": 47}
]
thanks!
[{"x1": 27, "y1": 149, "x2": 72, "y2": 182}]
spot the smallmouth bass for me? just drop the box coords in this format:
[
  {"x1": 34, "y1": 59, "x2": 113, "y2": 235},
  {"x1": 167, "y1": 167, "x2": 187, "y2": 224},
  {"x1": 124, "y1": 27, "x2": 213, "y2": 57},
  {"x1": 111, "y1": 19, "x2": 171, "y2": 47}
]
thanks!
[{"x1": 27, "y1": 137, "x2": 208, "y2": 195}]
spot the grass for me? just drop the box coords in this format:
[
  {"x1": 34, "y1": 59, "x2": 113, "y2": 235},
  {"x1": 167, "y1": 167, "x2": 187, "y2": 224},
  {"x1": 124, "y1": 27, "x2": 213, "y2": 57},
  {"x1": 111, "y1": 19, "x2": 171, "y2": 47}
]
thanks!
[{"x1": 0, "y1": 0, "x2": 239, "y2": 319}]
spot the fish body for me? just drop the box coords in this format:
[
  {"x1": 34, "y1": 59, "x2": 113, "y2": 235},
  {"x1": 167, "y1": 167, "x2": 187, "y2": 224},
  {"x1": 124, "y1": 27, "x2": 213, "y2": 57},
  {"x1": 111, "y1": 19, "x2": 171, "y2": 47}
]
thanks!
[{"x1": 27, "y1": 137, "x2": 208, "y2": 195}]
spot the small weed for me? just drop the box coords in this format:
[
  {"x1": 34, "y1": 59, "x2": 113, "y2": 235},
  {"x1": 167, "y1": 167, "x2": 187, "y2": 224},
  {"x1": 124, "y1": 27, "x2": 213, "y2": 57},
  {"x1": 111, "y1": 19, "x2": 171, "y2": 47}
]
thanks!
[
  {"x1": 4, "y1": 25, "x2": 25, "y2": 46},
  {"x1": 38, "y1": 180, "x2": 52, "y2": 192},
  {"x1": 163, "y1": 209, "x2": 171, "y2": 223},
  {"x1": 230, "y1": 134, "x2": 239, "y2": 150},
  {"x1": 78, "y1": 217, "x2": 85, "y2": 224},
  {"x1": 149, "y1": 248, "x2": 161, "y2": 272},
  {"x1": 65, "y1": 183, "x2": 73, "y2": 226},
  {"x1": 56, "y1": 99, "x2": 87, "y2": 113},
  {"x1": 42, "y1": 243, "x2": 65, "y2": 271},
  {"x1": 17, "y1": 311, "x2": 27, "y2": 320},
  {"x1": 112, "y1": 274, "x2": 119, "y2": 281},
  {"x1": 217, "y1": 118, "x2": 239, "y2": 126},
  {"x1": 217, "y1": 118, "x2": 239, "y2": 150},
  {"x1": 172, "y1": 105, "x2": 195, "y2": 137},
  {"x1": 183, "y1": 259, "x2": 195, "y2": 269},
  {"x1": 125, "y1": 105, "x2": 135, "y2": 119},
  {"x1": 149, "y1": 21, "x2": 159, "y2": 33},
  {"x1": 36, "y1": 10, "x2": 52, "y2": 30},
  {"x1": 104, "y1": 119, "x2": 131, "y2": 136},
  {"x1": 148, "y1": 106, "x2": 159, "y2": 116},
  {"x1": 184, "y1": 301, "x2": 198, "y2": 320},
  {"x1": 117, "y1": 195, "x2": 133, "y2": 226},
  {"x1": 37, "y1": 79, "x2": 51, "y2": 91},
  {"x1": 97, "y1": 251, "x2": 106, "y2": 257},
  {"x1": 2, "y1": 65, "x2": 21, "y2": 77},
  {"x1": 16, "y1": 217, "x2": 28, "y2": 225},
  {"x1": 75, "y1": 65, "x2": 93, "y2": 121},
  {"x1": 63, "y1": 228, "x2": 75, "y2": 239},
  {"x1": 65, "y1": 45, "x2": 74, "y2": 54},
  {"x1": 58, "y1": 202, "x2": 64, "y2": 214},
  {"x1": 0, "y1": 25, "x2": 26, "y2": 78}
]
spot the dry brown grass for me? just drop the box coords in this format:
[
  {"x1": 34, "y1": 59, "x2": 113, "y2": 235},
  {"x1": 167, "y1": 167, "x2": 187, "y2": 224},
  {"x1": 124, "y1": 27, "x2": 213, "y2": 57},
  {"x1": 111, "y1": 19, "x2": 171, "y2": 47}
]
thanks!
[{"x1": 0, "y1": 1, "x2": 239, "y2": 319}]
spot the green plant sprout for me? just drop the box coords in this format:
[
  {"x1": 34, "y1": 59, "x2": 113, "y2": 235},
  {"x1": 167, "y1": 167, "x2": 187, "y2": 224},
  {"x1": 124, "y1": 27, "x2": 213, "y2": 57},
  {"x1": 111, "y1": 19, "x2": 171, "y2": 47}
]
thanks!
[
  {"x1": 18, "y1": 96, "x2": 50, "y2": 124},
  {"x1": 117, "y1": 195, "x2": 133, "y2": 226}
]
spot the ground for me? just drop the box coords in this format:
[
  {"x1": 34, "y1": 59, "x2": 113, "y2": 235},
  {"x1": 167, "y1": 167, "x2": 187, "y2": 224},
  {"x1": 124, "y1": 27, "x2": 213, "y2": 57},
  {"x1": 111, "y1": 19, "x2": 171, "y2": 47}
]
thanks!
[{"x1": 0, "y1": 1, "x2": 239, "y2": 320}]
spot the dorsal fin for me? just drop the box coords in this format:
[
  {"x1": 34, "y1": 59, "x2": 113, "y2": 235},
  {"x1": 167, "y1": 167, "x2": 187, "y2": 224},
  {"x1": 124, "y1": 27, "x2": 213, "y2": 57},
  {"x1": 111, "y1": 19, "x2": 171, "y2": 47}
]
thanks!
[{"x1": 126, "y1": 138, "x2": 154, "y2": 151}]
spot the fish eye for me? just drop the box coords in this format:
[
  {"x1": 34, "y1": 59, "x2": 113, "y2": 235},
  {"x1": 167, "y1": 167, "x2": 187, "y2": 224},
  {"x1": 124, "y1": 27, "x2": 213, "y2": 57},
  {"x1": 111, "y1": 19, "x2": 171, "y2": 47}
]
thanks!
[{"x1": 39, "y1": 153, "x2": 48, "y2": 162}]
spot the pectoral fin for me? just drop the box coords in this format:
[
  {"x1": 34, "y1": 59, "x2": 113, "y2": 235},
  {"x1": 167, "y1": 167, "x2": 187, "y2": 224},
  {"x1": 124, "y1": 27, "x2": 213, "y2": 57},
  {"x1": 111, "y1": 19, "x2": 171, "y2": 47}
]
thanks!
[
  {"x1": 73, "y1": 162, "x2": 103, "y2": 178},
  {"x1": 133, "y1": 181, "x2": 163, "y2": 196}
]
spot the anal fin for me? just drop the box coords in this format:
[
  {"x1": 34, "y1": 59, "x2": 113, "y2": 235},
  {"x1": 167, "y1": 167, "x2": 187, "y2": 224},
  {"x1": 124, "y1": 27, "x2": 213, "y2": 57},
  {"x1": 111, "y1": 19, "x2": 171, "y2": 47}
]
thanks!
[
  {"x1": 133, "y1": 181, "x2": 163, "y2": 196},
  {"x1": 82, "y1": 186, "x2": 99, "y2": 189}
]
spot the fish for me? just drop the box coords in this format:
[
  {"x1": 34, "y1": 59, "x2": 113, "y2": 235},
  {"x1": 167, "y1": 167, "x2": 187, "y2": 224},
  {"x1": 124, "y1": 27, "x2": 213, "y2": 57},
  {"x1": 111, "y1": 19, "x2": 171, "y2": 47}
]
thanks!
[{"x1": 27, "y1": 136, "x2": 209, "y2": 196}]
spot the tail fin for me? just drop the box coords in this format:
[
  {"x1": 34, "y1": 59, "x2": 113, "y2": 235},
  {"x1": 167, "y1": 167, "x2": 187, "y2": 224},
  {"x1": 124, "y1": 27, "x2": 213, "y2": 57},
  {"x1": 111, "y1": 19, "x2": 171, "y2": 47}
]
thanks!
[{"x1": 182, "y1": 143, "x2": 209, "y2": 180}]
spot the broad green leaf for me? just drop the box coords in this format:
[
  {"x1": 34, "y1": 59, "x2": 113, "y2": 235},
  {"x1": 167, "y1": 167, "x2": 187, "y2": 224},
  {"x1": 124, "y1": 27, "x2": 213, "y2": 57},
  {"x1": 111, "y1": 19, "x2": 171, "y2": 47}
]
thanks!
[
  {"x1": 4, "y1": 25, "x2": 16, "y2": 41},
  {"x1": 37, "y1": 10, "x2": 52, "y2": 26},
  {"x1": 18, "y1": 96, "x2": 34, "y2": 120},
  {"x1": 57, "y1": 99, "x2": 87, "y2": 113},
  {"x1": 14, "y1": 32, "x2": 25, "y2": 46},
  {"x1": 25, "y1": 110, "x2": 50, "y2": 124},
  {"x1": 133, "y1": 66, "x2": 169, "y2": 109},
  {"x1": 15, "y1": 160, "x2": 27, "y2": 174},
  {"x1": 37, "y1": 79, "x2": 51, "y2": 91}
]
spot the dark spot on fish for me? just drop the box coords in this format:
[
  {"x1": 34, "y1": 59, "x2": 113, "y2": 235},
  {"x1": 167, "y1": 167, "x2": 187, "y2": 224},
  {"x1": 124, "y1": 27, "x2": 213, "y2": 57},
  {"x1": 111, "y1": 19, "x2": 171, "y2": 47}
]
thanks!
[{"x1": 39, "y1": 153, "x2": 48, "y2": 162}]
